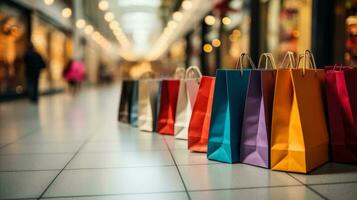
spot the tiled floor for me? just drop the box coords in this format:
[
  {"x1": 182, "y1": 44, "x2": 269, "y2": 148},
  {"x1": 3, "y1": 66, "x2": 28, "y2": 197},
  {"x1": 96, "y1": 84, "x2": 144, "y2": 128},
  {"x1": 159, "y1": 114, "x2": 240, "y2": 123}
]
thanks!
[{"x1": 0, "y1": 84, "x2": 356, "y2": 200}]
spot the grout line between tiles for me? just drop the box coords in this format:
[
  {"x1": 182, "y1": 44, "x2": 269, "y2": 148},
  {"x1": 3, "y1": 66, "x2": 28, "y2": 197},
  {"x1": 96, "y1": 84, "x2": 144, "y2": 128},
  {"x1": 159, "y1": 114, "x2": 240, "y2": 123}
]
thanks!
[
  {"x1": 163, "y1": 136, "x2": 192, "y2": 200},
  {"x1": 0, "y1": 198, "x2": 37, "y2": 200},
  {"x1": 0, "y1": 169, "x2": 60, "y2": 173},
  {"x1": 37, "y1": 190, "x2": 187, "y2": 199},
  {"x1": 36, "y1": 184, "x2": 320, "y2": 199},
  {"x1": 0, "y1": 162, "x2": 225, "y2": 173},
  {"x1": 187, "y1": 184, "x2": 306, "y2": 192},
  {"x1": 306, "y1": 181, "x2": 357, "y2": 186},
  {"x1": 286, "y1": 173, "x2": 329, "y2": 200},
  {"x1": 0, "y1": 128, "x2": 37, "y2": 150},
  {"x1": 36, "y1": 130, "x2": 98, "y2": 200}
]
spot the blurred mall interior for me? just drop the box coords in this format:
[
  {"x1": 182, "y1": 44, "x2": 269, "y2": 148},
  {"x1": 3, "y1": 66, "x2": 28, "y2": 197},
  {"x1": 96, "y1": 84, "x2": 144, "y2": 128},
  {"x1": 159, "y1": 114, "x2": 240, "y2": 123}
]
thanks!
[{"x1": 0, "y1": 0, "x2": 357, "y2": 199}]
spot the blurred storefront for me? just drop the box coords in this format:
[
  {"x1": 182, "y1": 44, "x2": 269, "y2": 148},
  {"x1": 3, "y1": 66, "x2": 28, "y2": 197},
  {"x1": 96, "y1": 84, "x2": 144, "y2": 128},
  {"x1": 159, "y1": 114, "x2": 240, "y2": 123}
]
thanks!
[
  {"x1": 31, "y1": 14, "x2": 72, "y2": 92},
  {"x1": 0, "y1": 1, "x2": 30, "y2": 98},
  {"x1": 266, "y1": 0, "x2": 312, "y2": 63},
  {"x1": 0, "y1": 1, "x2": 72, "y2": 100},
  {"x1": 344, "y1": 0, "x2": 357, "y2": 66}
]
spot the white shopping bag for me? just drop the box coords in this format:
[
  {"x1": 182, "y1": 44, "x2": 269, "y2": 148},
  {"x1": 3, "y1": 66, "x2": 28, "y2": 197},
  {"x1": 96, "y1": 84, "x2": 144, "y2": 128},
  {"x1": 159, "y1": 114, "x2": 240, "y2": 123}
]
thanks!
[{"x1": 175, "y1": 66, "x2": 202, "y2": 139}]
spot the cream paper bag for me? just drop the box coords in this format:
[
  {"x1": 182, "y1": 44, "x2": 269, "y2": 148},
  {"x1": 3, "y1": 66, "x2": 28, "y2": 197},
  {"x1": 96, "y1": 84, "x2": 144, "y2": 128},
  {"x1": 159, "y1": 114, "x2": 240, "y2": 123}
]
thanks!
[
  {"x1": 175, "y1": 66, "x2": 202, "y2": 139},
  {"x1": 138, "y1": 79, "x2": 160, "y2": 132}
]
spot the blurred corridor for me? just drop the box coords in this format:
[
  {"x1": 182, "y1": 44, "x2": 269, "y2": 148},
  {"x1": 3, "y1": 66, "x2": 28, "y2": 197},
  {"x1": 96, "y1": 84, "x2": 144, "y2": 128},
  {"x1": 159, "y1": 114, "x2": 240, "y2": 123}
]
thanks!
[{"x1": 1, "y1": 0, "x2": 357, "y2": 200}]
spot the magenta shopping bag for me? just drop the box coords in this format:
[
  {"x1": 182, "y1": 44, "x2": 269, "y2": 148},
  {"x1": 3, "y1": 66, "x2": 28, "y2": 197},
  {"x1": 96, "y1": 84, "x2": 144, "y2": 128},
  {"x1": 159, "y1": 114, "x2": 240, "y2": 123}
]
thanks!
[
  {"x1": 325, "y1": 66, "x2": 357, "y2": 163},
  {"x1": 240, "y1": 53, "x2": 276, "y2": 168}
]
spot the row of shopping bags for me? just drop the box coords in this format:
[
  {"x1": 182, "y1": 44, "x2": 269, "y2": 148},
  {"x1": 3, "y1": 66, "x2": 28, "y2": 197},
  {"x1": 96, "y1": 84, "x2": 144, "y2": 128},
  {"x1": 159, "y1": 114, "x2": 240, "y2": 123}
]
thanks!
[{"x1": 118, "y1": 50, "x2": 357, "y2": 174}]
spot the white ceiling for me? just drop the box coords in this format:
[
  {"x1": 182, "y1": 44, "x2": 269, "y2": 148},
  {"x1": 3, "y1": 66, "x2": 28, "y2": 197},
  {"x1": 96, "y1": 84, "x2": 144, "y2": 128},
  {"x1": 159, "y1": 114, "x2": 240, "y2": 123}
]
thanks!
[
  {"x1": 107, "y1": 0, "x2": 212, "y2": 60},
  {"x1": 107, "y1": 0, "x2": 162, "y2": 56}
]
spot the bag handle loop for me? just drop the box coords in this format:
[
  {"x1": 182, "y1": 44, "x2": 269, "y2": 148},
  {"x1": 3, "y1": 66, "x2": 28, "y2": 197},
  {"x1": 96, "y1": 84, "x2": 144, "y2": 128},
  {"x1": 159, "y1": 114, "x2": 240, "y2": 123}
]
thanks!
[
  {"x1": 185, "y1": 66, "x2": 202, "y2": 79},
  {"x1": 174, "y1": 67, "x2": 186, "y2": 79},
  {"x1": 235, "y1": 53, "x2": 256, "y2": 76},
  {"x1": 258, "y1": 53, "x2": 277, "y2": 69},
  {"x1": 297, "y1": 49, "x2": 317, "y2": 75},
  {"x1": 280, "y1": 51, "x2": 296, "y2": 69}
]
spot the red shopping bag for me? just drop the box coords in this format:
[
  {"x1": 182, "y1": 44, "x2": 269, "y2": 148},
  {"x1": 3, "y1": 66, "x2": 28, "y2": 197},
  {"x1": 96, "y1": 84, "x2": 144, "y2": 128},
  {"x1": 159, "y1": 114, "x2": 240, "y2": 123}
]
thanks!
[
  {"x1": 156, "y1": 80, "x2": 181, "y2": 135},
  {"x1": 325, "y1": 66, "x2": 357, "y2": 163},
  {"x1": 188, "y1": 76, "x2": 215, "y2": 152}
]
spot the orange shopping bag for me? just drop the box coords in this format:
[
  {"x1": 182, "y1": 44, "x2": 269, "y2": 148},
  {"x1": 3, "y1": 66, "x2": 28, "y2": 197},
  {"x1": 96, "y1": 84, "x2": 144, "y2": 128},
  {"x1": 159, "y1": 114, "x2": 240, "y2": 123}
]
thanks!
[
  {"x1": 271, "y1": 50, "x2": 329, "y2": 173},
  {"x1": 187, "y1": 76, "x2": 215, "y2": 152}
]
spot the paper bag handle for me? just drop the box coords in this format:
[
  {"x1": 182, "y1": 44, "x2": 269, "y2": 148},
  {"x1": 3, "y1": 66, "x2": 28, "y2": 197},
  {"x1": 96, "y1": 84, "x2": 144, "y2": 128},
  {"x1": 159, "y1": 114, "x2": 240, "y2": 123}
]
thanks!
[
  {"x1": 235, "y1": 53, "x2": 256, "y2": 76},
  {"x1": 258, "y1": 53, "x2": 277, "y2": 69},
  {"x1": 280, "y1": 51, "x2": 296, "y2": 69},
  {"x1": 297, "y1": 50, "x2": 317, "y2": 75},
  {"x1": 185, "y1": 66, "x2": 202, "y2": 79},
  {"x1": 174, "y1": 67, "x2": 186, "y2": 79}
]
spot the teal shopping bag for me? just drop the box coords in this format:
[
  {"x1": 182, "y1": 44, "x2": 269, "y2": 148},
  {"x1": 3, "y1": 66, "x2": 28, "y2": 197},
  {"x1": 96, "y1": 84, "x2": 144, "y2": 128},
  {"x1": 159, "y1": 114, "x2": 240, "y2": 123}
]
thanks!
[{"x1": 207, "y1": 54, "x2": 253, "y2": 163}]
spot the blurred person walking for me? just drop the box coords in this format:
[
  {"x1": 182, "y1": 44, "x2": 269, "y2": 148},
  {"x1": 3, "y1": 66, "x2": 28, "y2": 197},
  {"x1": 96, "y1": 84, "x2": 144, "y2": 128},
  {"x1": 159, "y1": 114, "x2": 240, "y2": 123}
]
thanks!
[
  {"x1": 63, "y1": 59, "x2": 86, "y2": 95},
  {"x1": 24, "y1": 42, "x2": 46, "y2": 103}
]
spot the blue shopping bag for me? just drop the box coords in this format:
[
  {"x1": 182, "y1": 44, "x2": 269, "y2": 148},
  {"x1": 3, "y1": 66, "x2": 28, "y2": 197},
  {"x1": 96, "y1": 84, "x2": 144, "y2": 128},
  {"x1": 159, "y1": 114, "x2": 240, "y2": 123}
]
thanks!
[
  {"x1": 130, "y1": 80, "x2": 139, "y2": 127},
  {"x1": 207, "y1": 54, "x2": 253, "y2": 163}
]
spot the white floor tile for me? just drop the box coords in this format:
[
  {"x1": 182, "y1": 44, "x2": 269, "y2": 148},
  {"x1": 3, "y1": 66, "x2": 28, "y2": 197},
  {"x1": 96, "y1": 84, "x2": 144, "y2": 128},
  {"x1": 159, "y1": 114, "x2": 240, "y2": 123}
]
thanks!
[
  {"x1": 171, "y1": 149, "x2": 218, "y2": 165},
  {"x1": 165, "y1": 138, "x2": 188, "y2": 150},
  {"x1": 41, "y1": 192, "x2": 188, "y2": 200},
  {"x1": 0, "y1": 170, "x2": 58, "y2": 199},
  {"x1": 179, "y1": 164, "x2": 301, "y2": 190},
  {"x1": 0, "y1": 154, "x2": 73, "y2": 171},
  {"x1": 80, "y1": 140, "x2": 167, "y2": 153},
  {"x1": 290, "y1": 163, "x2": 357, "y2": 184},
  {"x1": 43, "y1": 167, "x2": 185, "y2": 197},
  {"x1": 0, "y1": 143, "x2": 82, "y2": 155},
  {"x1": 66, "y1": 151, "x2": 173, "y2": 169},
  {"x1": 189, "y1": 186, "x2": 323, "y2": 200},
  {"x1": 310, "y1": 183, "x2": 357, "y2": 200},
  {"x1": 16, "y1": 133, "x2": 89, "y2": 144}
]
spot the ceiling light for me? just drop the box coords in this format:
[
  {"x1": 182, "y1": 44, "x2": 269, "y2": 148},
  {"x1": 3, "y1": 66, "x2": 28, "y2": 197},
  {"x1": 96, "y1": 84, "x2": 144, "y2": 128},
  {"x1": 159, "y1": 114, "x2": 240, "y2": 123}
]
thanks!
[
  {"x1": 98, "y1": 0, "x2": 109, "y2": 11},
  {"x1": 203, "y1": 43, "x2": 213, "y2": 53},
  {"x1": 233, "y1": 29, "x2": 241, "y2": 35},
  {"x1": 173, "y1": 11, "x2": 183, "y2": 21},
  {"x1": 44, "y1": 0, "x2": 54, "y2": 5},
  {"x1": 109, "y1": 21, "x2": 119, "y2": 29},
  {"x1": 204, "y1": 15, "x2": 216, "y2": 26},
  {"x1": 182, "y1": 0, "x2": 192, "y2": 10},
  {"x1": 104, "y1": 12, "x2": 115, "y2": 22},
  {"x1": 92, "y1": 31, "x2": 100, "y2": 40},
  {"x1": 62, "y1": 8, "x2": 72, "y2": 18},
  {"x1": 76, "y1": 19, "x2": 86, "y2": 29},
  {"x1": 84, "y1": 25, "x2": 94, "y2": 34},
  {"x1": 222, "y1": 17, "x2": 231, "y2": 25},
  {"x1": 212, "y1": 39, "x2": 221, "y2": 47}
]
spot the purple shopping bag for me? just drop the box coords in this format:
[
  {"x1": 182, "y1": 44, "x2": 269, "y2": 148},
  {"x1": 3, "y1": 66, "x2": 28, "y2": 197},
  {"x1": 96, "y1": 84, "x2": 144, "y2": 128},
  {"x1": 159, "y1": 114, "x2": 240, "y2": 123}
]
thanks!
[{"x1": 240, "y1": 53, "x2": 277, "y2": 168}]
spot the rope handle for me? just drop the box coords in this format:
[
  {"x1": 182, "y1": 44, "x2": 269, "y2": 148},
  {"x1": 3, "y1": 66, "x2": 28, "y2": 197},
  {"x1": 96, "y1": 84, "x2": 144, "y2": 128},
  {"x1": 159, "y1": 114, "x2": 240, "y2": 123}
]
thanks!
[
  {"x1": 235, "y1": 53, "x2": 256, "y2": 76},
  {"x1": 185, "y1": 66, "x2": 202, "y2": 79},
  {"x1": 280, "y1": 51, "x2": 296, "y2": 69},
  {"x1": 258, "y1": 53, "x2": 277, "y2": 69},
  {"x1": 174, "y1": 67, "x2": 186, "y2": 79},
  {"x1": 297, "y1": 50, "x2": 317, "y2": 75}
]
